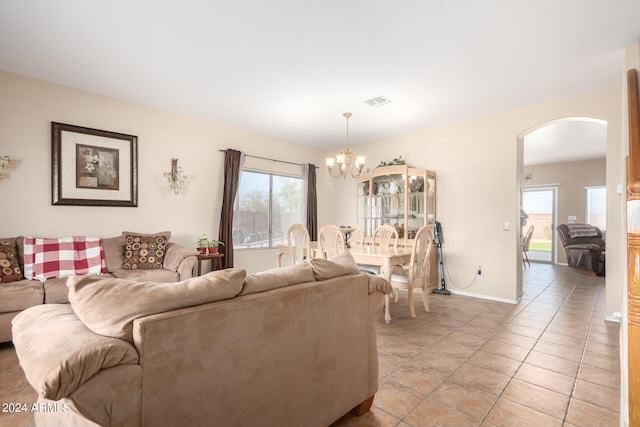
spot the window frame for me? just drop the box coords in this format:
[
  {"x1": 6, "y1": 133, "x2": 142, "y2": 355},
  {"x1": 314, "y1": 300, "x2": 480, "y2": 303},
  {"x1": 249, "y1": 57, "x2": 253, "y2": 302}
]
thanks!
[
  {"x1": 233, "y1": 168, "x2": 303, "y2": 251},
  {"x1": 585, "y1": 185, "x2": 606, "y2": 232}
]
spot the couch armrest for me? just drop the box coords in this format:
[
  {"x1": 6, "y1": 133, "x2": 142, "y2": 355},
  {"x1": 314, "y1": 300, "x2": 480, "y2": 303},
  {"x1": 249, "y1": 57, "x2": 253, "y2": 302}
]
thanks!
[
  {"x1": 367, "y1": 274, "x2": 392, "y2": 295},
  {"x1": 163, "y1": 243, "x2": 198, "y2": 280},
  {"x1": 12, "y1": 304, "x2": 139, "y2": 400}
]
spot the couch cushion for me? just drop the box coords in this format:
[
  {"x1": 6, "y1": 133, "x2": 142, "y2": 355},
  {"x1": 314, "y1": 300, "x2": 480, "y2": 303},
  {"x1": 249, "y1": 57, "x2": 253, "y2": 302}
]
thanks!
[
  {"x1": 0, "y1": 238, "x2": 24, "y2": 282},
  {"x1": 43, "y1": 274, "x2": 113, "y2": 304},
  {"x1": 239, "y1": 263, "x2": 316, "y2": 296},
  {"x1": 43, "y1": 277, "x2": 71, "y2": 304},
  {"x1": 122, "y1": 234, "x2": 167, "y2": 270},
  {"x1": 68, "y1": 268, "x2": 246, "y2": 342},
  {"x1": 0, "y1": 280, "x2": 43, "y2": 313},
  {"x1": 566, "y1": 223, "x2": 600, "y2": 238},
  {"x1": 102, "y1": 235, "x2": 125, "y2": 272},
  {"x1": 308, "y1": 251, "x2": 361, "y2": 281},
  {"x1": 111, "y1": 268, "x2": 179, "y2": 283},
  {"x1": 23, "y1": 236, "x2": 106, "y2": 282},
  {"x1": 11, "y1": 304, "x2": 139, "y2": 400}
]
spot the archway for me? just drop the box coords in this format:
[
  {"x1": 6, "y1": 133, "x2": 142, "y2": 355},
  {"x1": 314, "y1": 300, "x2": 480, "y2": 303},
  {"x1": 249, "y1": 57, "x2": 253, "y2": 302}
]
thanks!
[{"x1": 516, "y1": 117, "x2": 607, "y2": 297}]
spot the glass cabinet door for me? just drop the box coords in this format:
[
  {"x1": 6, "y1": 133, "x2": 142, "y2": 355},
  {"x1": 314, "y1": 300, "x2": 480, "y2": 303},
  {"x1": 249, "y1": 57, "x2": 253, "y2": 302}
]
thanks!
[
  {"x1": 407, "y1": 170, "x2": 425, "y2": 239},
  {"x1": 356, "y1": 165, "x2": 436, "y2": 244},
  {"x1": 371, "y1": 172, "x2": 405, "y2": 237},
  {"x1": 426, "y1": 172, "x2": 436, "y2": 227},
  {"x1": 357, "y1": 180, "x2": 370, "y2": 235}
]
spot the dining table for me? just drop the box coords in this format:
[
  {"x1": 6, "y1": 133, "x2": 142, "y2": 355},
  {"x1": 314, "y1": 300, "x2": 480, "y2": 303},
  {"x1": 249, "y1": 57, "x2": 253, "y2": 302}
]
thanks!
[
  {"x1": 347, "y1": 244, "x2": 413, "y2": 324},
  {"x1": 276, "y1": 242, "x2": 413, "y2": 323}
]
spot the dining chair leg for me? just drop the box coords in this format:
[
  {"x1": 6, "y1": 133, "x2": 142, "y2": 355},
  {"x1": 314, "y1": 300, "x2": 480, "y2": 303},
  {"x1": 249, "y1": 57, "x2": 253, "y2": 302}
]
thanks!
[
  {"x1": 422, "y1": 283, "x2": 430, "y2": 312},
  {"x1": 393, "y1": 287, "x2": 399, "y2": 303},
  {"x1": 408, "y1": 284, "x2": 416, "y2": 318}
]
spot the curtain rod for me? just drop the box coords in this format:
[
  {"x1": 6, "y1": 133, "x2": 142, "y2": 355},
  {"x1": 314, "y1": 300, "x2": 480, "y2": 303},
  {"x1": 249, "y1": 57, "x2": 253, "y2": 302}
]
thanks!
[{"x1": 219, "y1": 150, "x2": 318, "y2": 168}]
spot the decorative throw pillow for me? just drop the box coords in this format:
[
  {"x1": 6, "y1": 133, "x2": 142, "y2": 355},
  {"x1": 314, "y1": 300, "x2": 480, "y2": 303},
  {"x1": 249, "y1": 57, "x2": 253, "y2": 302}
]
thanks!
[
  {"x1": 121, "y1": 230, "x2": 171, "y2": 241},
  {"x1": 308, "y1": 251, "x2": 361, "y2": 281},
  {"x1": 0, "y1": 237, "x2": 24, "y2": 282},
  {"x1": 22, "y1": 236, "x2": 106, "y2": 282},
  {"x1": 239, "y1": 263, "x2": 316, "y2": 296},
  {"x1": 122, "y1": 234, "x2": 167, "y2": 269}
]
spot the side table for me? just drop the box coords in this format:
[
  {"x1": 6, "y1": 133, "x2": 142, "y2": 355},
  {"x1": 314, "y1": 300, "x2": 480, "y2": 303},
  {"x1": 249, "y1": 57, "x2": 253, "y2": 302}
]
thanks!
[{"x1": 196, "y1": 253, "x2": 224, "y2": 276}]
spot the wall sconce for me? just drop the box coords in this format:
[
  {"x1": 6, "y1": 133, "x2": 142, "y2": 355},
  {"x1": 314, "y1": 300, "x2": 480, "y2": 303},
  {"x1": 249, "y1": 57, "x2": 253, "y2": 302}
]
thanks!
[
  {"x1": 0, "y1": 155, "x2": 17, "y2": 179},
  {"x1": 163, "y1": 158, "x2": 188, "y2": 195}
]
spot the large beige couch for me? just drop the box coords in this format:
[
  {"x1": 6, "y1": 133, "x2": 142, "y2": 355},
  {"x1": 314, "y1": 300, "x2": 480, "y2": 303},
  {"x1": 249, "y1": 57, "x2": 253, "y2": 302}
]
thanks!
[
  {"x1": 12, "y1": 252, "x2": 391, "y2": 427},
  {"x1": 0, "y1": 232, "x2": 197, "y2": 343}
]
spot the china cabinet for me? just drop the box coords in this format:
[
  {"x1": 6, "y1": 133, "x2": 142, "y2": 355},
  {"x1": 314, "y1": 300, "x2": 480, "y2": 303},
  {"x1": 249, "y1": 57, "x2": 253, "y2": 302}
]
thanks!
[{"x1": 356, "y1": 165, "x2": 436, "y2": 245}]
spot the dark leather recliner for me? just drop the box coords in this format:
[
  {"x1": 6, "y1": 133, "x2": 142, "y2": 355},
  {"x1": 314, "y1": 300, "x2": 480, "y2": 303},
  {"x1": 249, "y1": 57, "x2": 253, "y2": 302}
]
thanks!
[{"x1": 556, "y1": 223, "x2": 605, "y2": 276}]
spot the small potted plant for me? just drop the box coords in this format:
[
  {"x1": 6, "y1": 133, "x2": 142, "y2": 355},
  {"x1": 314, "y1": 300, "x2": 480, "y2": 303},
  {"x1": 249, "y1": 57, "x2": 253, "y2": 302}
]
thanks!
[
  {"x1": 195, "y1": 235, "x2": 209, "y2": 255},
  {"x1": 207, "y1": 239, "x2": 225, "y2": 254}
]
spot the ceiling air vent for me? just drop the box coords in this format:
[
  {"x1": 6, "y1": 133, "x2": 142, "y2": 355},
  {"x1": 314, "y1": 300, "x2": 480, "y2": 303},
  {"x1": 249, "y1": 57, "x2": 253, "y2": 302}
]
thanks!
[{"x1": 364, "y1": 95, "x2": 391, "y2": 107}]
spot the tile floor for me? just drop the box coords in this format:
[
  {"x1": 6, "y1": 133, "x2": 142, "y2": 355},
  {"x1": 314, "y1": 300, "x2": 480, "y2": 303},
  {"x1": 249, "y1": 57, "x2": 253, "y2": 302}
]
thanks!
[
  {"x1": 0, "y1": 263, "x2": 621, "y2": 427},
  {"x1": 333, "y1": 263, "x2": 621, "y2": 426}
]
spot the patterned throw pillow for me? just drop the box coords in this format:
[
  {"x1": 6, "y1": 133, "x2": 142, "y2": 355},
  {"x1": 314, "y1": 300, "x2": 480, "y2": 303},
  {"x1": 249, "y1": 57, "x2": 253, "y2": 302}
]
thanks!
[
  {"x1": 22, "y1": 236, "x2": 106, "y2": 282},
  {"x1": 122, "y1": 234, "x2": 167, "y2": 270},
  {"x1": 0, "y1": 238, "x2": 23, "y2": 282}
]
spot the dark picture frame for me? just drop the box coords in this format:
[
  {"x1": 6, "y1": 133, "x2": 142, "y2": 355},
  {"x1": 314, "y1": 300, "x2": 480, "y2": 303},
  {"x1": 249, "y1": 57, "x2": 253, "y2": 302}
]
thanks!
[{"x1": 52, "y1": 122, "x2": 138, "y2": 207}]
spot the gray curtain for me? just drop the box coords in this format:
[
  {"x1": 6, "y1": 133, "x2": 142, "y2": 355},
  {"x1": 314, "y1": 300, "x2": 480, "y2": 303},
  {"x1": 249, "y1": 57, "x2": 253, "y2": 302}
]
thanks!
[
  {"x1": 303, "y1": 163, "x2": 318, "y2": 241},
  {"x1": 218, "y1": 149, "x2": 244, "y2": 268}
]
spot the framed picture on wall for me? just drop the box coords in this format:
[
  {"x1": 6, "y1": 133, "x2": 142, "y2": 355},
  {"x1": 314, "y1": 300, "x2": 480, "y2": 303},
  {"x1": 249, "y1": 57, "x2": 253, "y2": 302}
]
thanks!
[{"x1": 51, "y1": 122, "x2": 138, "y2": 207}]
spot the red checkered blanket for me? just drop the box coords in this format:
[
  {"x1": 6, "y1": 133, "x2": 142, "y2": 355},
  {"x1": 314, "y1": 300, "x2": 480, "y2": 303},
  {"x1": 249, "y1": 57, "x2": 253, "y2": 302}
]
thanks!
[{"x1": 23, "y1": 236, "x2": 106, "y2": 282}]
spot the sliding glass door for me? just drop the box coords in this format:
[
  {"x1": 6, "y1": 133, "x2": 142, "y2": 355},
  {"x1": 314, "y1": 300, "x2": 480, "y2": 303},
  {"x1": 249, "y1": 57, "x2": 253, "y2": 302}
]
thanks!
[{"x1": 522, "y1": 187, "x2": 558, "y2": 263}]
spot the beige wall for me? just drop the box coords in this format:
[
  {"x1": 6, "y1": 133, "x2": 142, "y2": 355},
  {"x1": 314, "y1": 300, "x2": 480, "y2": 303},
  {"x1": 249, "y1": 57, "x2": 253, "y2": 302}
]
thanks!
[
  {"x1": 326, "y1": 88, "x2": 622, "y2": 309},
  {"x1": 0, "y1": 70, "x2": 333, "y2": 274},
  {"x1": 524, "y1": 158, "x2": 606, "y2": 264},
  {"x1": 0, "y1": 70, "x2": 625, "y2": 313}
]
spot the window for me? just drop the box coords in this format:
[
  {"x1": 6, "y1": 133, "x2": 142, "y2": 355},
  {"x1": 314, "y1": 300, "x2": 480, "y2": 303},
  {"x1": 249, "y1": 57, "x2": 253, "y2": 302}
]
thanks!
[
  {"x1": 585, "y1": 186, "x2": 606, "y2": 232},
  {"x1": 233, "y1": 170, "x2": 303, "y2": 249}
]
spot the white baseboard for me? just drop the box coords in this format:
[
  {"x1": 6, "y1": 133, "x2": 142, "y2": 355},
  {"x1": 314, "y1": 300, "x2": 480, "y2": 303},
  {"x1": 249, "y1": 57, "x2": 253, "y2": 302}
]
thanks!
[
  {"x1": 605, "y1": 311, "x2": 622, "y2": 323},
  {"x1": 447, "y1": 289, "x2": 519, "y2": 305}
]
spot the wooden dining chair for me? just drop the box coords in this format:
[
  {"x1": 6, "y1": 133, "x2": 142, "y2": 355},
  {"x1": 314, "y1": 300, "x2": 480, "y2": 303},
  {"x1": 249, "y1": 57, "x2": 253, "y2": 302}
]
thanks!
[
  {"x1": 373, "y1": 224, "x2": 399, "y2": 248},
  {"x1": 390, "y1": 226, "x2": 434, "y2": 318},
  {"x1": 318, "y1": 225, "x2": 345, "y2": 259},
  {"x1": 349, "y1": 225, "x2": 365, "y2": 246},
  {"x1": 278, "y1": 223, "x2": 311, "y2": 267},
  {"x1": 521, "y1": 225, "x2": 534, "y2": 267}
]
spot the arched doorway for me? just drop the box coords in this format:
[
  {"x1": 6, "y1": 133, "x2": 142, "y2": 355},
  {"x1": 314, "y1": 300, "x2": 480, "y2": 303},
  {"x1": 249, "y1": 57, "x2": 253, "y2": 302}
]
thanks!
[{"x1": 516, "y1": 117, "x2": 607, "y2": 295}]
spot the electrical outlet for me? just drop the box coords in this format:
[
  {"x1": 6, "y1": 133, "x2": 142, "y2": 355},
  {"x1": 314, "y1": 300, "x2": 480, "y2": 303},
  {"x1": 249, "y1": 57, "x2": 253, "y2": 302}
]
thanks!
[{"x1": 477, "y1": 266, "x2": 482, "y2": 278}]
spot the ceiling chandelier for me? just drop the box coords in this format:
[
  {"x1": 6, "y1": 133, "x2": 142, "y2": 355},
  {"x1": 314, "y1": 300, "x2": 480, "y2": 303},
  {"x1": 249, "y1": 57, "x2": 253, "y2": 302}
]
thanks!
[{"x1": 326, "y1": 112, "x2": 366, "y2": 178}]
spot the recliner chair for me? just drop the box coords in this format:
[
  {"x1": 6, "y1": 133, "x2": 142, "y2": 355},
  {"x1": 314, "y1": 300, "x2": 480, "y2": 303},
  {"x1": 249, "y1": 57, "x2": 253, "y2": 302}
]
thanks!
[{"x1": 556, "y1": 223, "x2": 605, "y2": 276}]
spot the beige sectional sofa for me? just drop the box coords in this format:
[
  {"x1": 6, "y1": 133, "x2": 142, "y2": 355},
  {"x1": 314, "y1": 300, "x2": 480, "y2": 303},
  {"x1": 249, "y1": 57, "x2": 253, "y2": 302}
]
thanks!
[
  {"x1": 12, "y1": 252, "x2": 391, "y2": 427},
  {"x1": 0, "y1": 232, "x2": 198, "y2": 343}
]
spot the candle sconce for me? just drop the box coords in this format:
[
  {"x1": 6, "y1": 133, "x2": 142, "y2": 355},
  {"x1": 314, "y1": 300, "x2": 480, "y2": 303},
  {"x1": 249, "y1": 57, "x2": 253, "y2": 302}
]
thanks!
[
  {"x1": 163, "y1": 158, "x2": 188, "y2": 195},
  {"x1": 0, "y1": 155, "x2": 17, "y2": 179}
]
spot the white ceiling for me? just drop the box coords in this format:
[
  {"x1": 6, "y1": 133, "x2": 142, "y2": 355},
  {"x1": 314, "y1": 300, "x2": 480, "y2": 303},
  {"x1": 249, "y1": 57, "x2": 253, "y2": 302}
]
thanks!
[
  {"x1": 524, "y1": 120, "x2": 608, "y2": 166},
  {"x1": 0, "y1": 1, "x2": 638, "y2": 162}
]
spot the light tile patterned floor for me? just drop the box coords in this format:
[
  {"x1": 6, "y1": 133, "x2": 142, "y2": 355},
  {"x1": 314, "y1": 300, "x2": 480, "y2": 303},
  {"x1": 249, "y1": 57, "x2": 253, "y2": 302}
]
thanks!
[
  {"x1": 333, "y1": 263, "x2": 620, "y2": 427},
  {"x1": 0, "y1": 263, "x2": 620, "y2": 426}
]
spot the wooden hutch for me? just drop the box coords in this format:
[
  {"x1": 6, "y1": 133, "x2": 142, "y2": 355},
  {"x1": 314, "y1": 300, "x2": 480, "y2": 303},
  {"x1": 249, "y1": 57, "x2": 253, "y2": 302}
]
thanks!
[{"x1": 356, "y1": 164, "x2": 436, "y2": 244}]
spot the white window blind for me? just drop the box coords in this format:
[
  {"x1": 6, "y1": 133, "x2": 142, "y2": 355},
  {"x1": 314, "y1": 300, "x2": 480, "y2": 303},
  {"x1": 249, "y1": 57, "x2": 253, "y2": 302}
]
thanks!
[{"x1": 585, "y1": 186, "x2": 606, "y2": 231}]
